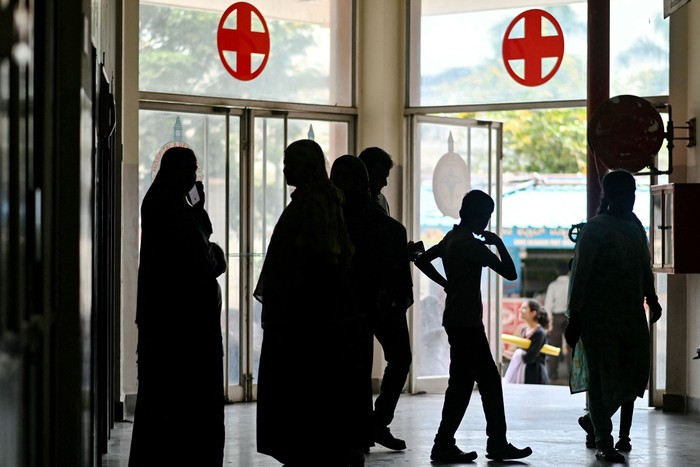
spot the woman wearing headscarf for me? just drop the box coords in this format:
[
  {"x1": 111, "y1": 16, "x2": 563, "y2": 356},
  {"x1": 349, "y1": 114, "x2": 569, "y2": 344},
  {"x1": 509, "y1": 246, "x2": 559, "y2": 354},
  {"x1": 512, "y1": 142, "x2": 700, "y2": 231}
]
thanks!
[
  {"x1": 565, "y1": 170, "x2": 662, "y2": 463},
  {"x1": 129, "y1": 147, "x2": 226, "y2": 466},
  {"x1": 254, "y1": 140, "x2": 362, "y2": 466}
]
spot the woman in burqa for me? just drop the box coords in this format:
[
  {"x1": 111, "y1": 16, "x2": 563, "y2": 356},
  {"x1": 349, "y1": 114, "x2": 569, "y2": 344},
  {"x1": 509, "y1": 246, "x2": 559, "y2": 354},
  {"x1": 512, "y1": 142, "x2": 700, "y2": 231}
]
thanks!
[
  {"x1": 565, "y1": 170, "x2": 661, "y2": 463},
  {"x1": 129, "y1": 147, "x2": 226, "y2": 466},
  {"x1": 254, "y1": 140, "x2": 364, "y2": 466}
]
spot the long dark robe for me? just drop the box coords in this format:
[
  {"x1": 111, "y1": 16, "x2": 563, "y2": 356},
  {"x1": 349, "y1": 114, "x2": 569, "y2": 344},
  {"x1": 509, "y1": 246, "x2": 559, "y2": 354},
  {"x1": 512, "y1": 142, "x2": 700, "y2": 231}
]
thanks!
[
  {"x1": 568, "y1": 213, "x2": 653, "y2": 408},
  {"x1": 254, "y1": 181, "x2": 361, "y2": 465},
  {"x1": 129, "y1": 175, "x2": 224, "y2": 467}
]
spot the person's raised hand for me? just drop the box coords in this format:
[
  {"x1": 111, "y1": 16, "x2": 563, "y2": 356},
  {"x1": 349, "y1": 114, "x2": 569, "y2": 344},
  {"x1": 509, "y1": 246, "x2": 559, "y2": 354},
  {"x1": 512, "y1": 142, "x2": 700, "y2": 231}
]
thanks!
[{"x1": 481, "y1": 230, "x2": 500, "y2": 245}]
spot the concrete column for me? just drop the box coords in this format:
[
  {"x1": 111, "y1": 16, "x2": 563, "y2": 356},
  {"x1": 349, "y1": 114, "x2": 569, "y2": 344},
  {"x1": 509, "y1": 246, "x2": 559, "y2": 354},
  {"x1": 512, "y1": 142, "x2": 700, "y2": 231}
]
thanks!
[
  {"x1": 357, "y1": 0, "x2": 406, "y2": 221},
  {"x1": 357, "y1": 0, "x2": 407, "y2": 386},
  {"x1": 120, "y1": 0, "x2": 140, "y2": 412}
]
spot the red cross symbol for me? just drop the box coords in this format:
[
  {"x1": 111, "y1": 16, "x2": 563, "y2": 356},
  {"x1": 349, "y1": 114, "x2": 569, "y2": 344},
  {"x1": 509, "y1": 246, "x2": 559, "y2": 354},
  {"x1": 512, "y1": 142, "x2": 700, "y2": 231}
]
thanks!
[
  {"x1": 502, "y1": 9, "x2": 565, "y2": 87},
  {"x1": 217, "y1": 2, "x2": 270, "y2": 81}
]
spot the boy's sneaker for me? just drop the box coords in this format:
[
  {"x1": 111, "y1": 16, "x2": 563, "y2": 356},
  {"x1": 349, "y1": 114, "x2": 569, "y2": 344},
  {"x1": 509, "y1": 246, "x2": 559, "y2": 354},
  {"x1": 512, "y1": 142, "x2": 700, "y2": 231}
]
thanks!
[
  {"x1": 430, "y1": 445, "x2": 478, "y2": 463},
  {"x1": 578, "y1": 415, "x2": 596, "y2": 448},
  {"x1": 485, "y1": 443, "x2": 532, "y2": 461}
]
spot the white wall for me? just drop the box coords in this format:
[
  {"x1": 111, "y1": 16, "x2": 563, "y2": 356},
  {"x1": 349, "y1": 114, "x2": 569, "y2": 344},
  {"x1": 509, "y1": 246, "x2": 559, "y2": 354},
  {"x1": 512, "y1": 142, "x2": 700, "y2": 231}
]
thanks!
[
  {"x1": 674, "y1": 1, "x2": 700, "y2": 412},
  {"x1": 357, "y1": 0, "x2": 408, "y2": 384},
  {"x1": 357, "y1": 0, "x2": 406, "y2": 219},
  {"x1": 120, "y1": 0, "x2": 140, "y2": 405}
]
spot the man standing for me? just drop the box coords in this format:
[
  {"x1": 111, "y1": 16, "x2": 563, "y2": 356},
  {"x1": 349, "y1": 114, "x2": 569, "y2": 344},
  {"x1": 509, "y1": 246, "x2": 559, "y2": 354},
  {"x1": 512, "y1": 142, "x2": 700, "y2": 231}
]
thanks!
[
  {"x1": 359, "y1": 147, "x2": 393, "y2": 215},
  {"x1": 544, "y1": 264, "x2": 570, "y2": 382},
  {"x1": 357, "y1": 147, "x2": 413, "y2": 451}
]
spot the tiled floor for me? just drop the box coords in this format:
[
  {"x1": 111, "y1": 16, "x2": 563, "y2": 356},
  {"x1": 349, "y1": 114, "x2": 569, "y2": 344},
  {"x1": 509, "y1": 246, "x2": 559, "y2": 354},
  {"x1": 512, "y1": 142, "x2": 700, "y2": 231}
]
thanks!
[{"x1": 102, "y1": 384, "x2": 700, "y2": 466}]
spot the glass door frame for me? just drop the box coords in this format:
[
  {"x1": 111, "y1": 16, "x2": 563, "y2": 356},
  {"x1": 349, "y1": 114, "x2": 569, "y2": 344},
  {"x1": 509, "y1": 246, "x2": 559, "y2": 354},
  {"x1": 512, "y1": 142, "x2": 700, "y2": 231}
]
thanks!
[
  {"x1": 139, "y1": 95, "x2": 356, "y2": 403},
  {"x1": 244, "y1": 108, "x2": 356, "y2": 401},
  {"x1": 406, "y1": 113, "x2": 503, "y2": 394}
]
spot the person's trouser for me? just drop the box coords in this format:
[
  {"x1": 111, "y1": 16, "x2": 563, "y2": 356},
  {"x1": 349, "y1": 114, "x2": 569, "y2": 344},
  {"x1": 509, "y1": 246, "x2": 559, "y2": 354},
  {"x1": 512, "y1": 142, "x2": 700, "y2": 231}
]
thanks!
[
  {"x1": 372, "y1": 313, "x2": 412, "y2": 428},
  {"x1": 619, "y1": 400, "x2": 633, "y2": 439},
  {"x1": 587, "y1": 368, "x2": 624, "y2": 450},
  {"x1": 434, "y1": 326, "x2": 507, "y2": 450}
]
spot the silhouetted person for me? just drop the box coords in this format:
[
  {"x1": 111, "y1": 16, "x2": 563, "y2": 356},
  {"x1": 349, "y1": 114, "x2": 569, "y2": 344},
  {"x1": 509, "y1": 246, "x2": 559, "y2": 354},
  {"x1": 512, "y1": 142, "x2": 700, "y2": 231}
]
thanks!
[
  {"x1": 503, "y1": 299, "x2": 549, "y2": 385},
  {"x1": 544, "y1": 264, "x2": 571, "y2": 382},
  {"x1": 330, "y1": 155, "x2": 413, "y2": 452},
  {"x1": 415, "y1": 190, "x2": 532, "y2": 463},
  {"x1": 358, "y1": 147, "x2": 393, "y2": 215},
  {"x1": 254, "y1": 140, "x2": 363, "y2": 466},
  {"x1": 129, "y1": 147, "x2": 226, "y2": 467},
  {"x1": 565, "y1": 170, "x2": 662, "y2": 463}
]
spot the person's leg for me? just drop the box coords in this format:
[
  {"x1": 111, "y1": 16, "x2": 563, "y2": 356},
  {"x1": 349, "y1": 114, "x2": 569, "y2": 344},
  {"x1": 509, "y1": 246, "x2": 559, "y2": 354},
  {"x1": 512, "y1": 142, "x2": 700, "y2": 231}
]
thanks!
[
  {"x1": 433, "y1": 326, "x2": 475, "y2": 448},
  {"x1": 615, "y1": 400, "x2": 634, "y2": 451},
  {"x1": 469, "y1": 329, "x2": 508, "y2": 450},
  {"x1": 587, "y1": 367, "x2": 625, "y2": 461},
  {"x1": 461, "y1": 328, "x2": 531, "y2": 461},
  {"x1": 372, "y1": 314, "x2": 412, "y2": 428},
  {"x1": 430, "y1": 326, "x2": 478, "y2": 463}
]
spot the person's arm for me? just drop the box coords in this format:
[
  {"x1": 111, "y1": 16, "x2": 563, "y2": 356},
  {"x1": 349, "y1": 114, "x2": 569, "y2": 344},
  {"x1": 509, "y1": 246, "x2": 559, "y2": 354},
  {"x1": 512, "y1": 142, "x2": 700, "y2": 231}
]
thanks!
[
  {"x1": 522, "y1": 328, "x2": 546, "y2": 364},
  {"x1": 414, "y1": 244, "x2": 448, "y2": 289},
  {"x1": 480, "y1": 231, "x2": 517, "y2": 281}
]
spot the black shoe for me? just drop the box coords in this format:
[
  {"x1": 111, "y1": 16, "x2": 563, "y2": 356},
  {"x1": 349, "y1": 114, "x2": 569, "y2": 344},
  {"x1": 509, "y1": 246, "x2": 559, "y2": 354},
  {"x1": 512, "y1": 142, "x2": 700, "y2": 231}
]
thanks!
[
  {"x1": 485, "y1": 443, "x2": 532, "y2": 461},
  {"x1": 430, "y1": 445, "x2": 478, "y2": 463},
  {"x1": 373, "y1": 426, "x2": 406, "y2": 451},
  {"x1": 578, "y1": 415, "x2": 596, "y2": 448},
  {"x1": 595, "y1": 448, "x2": 625, "y2": 462},
  {"x1": 615, "y1": 437, "x2": 632, "y2": 451}
]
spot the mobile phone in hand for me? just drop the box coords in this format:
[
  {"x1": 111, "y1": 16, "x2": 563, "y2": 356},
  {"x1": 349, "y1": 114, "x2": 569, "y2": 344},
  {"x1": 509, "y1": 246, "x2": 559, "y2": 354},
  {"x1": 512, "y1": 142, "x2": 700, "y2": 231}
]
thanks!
[
  {"x1": 188, "y1": 184, "x2": 201, "y2": 206},
  {"x1": 408, "y1": 240, "x2": 425, "y2": 261}
]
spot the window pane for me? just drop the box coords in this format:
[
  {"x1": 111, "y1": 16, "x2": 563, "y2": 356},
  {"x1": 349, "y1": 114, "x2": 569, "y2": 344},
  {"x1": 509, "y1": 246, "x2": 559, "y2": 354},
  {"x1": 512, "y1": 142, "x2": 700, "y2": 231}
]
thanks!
[
  {"x1": 140, "y1": 0, "x2": 353, "y2": 106},
  {"x1": 610, "y1": 0, "x2": 669, "y2": 96},
  {"x1": 415, "y1": 2, "x2": 587, "y2": 106}
]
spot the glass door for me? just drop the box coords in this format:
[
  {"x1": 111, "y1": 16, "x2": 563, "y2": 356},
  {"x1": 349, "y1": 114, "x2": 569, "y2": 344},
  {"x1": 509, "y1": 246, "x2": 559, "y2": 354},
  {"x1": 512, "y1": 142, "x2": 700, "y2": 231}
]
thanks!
[
  {"x1": 408, "y1": 114, "x2": 503, "y2": 393},
  {"x1": 138, "y1": 107, "x2": 353, "y2": 402},
  {"x1": 138, "y1": 108, "x2": 244, "y2": 400},
  {"x1": 244, "y1": 110, "x2": 352, "y2": 400}
]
